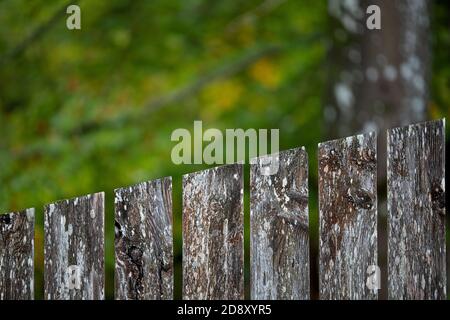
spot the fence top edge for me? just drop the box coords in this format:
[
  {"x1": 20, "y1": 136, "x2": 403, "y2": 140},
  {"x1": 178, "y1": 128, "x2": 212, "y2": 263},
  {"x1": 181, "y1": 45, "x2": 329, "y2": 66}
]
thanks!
[
  {"x1": 318, "y1": 131, "x2": 376, "y2": 148},
  {"x1": 182, "y1": 162, "x2": 244, "y2": 179},
  {"x1": 43, "y1": 191, "x2": 105, "y2": 208},
  {"x1": 249, "y1": 146, "x2": 307, "y2": 165},
  {"x1": 387, "y1": 118, "x2": 445, "y2": 134},
  {"x1": 0, "y1": 208, "x2": 34, "y2": 220},
  {"x1": 114, "y1": 176, "x2": 172, "y2": 194}
]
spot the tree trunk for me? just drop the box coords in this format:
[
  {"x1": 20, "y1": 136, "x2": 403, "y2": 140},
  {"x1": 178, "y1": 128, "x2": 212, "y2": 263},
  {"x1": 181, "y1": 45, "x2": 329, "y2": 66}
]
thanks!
[{"x1": 326, "y1": 0, "x2": 430, "y2": 180}]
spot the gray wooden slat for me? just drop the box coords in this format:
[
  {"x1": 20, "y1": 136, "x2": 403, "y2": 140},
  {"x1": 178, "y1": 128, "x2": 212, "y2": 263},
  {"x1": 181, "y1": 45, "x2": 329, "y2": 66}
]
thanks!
[
  {"x1": 44, "y1": 192, "x2": 104, "y2": 300},
  {"x1": 0, "y1": 209, "x2": 34, "y2": 300},
  {"x1": 250, "y1": 148, "x2": 309, "y2": 300},
  {"x1": 182, "y1": 164, "x2": 244, "y2": 300},
  {"x1": 114, "y1": 177, "x2": 173, "y2": 300},
  {"x1": 319, "y1": 132, "x2": 377, "y2": 300},
  {"x1": 387, "y1": 119, "x2": 446, "y2": 300}
]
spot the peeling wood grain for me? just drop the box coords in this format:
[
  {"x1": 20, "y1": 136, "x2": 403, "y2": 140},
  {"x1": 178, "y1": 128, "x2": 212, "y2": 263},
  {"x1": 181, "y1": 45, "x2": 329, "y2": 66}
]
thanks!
[
  {"x1": 250, "y1": 148, "x2": 310, "y2": 300},
  {"x1": 0, "y1": 209, "x2": 34, "y2": 300},
  {"x1": 183, "y1": 164, "x2": 244, "y2": 300},
  {"x1": 319, "y1": 132, "x2": 377, "y2": 300},
  {"x1": 387, "y1": 119, "x2": 446, "y2": 300},
  {"x1": 114, "y1": 177, "x2": 173, "y2": 300},
  {"x1": 44, "y1": 193, "x2": 105, "y2": 300}
]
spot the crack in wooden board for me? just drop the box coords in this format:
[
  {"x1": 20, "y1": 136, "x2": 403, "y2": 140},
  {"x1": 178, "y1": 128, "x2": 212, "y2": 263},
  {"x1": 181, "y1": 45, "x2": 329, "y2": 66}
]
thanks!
[
  {"x1": 387, "y1": 119, "x2": 446, "y2": 299},
  {"x1": 182, "y1": 164, "x2": 244, "y2": 300},
  {"x1": 250, "y1": 148, "x2": 310, "y2": 299},
  {"x1": 44, "y1": 192, "x2": 104, "y2": 300},
  {"x1": 319, "y1": 132, "x2": 377, "y2": 300},
  {"x1": 0, "y1": 209, "x2": 34, "y2": 300},
  {"x1": 114, "y1": 177, "x2": 173, "y2": 300}
]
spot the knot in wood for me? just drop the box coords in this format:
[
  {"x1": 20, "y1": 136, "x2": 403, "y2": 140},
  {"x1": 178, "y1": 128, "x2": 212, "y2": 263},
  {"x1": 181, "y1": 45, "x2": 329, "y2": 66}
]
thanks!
[
  {"x1": 0, "y1": 214, "x2": 11, "y2": 225},
  {"x1": 430, "y1": 182, "x2": 445, "y2": 215},
  {"x1": 347, "y1": 188, "x2": 373, "y2": 210},
  {"x1": 128, "y1": 246, "x2": 143, "y2": 265},
  {"x1": 114, "y1": 220, "x2": 123, "y2": 239}
]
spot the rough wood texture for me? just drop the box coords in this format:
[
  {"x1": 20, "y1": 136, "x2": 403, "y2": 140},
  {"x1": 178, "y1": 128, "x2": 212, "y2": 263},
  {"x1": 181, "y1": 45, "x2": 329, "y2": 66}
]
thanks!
[
  {"x1": 44, "y1": 193, "x2": 104, "y2": 300},
  {"x1": 0, "y1": 209, "x2": 34, "y2": 300},
  {"x1": 114, "y1": 177, "x2": 173, "y2": 300},
  {"x1": 387, "y1": 119, "x2": 446, "y2": 300},
  {"x1": 250, "y1": 148, "x2": 310, "y2": 300},
  {"x1": 319, "y1": 132, "x2": 377, "y2": 300},
  {"x1": 183, "y1": 164, "x2": 244, "y2": 300}
]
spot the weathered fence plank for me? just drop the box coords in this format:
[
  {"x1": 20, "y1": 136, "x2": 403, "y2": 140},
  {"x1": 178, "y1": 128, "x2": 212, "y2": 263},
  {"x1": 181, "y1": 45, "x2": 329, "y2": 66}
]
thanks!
[
  {"x1": 44, "y1": 193, "x2": 104, "y2": 300},
  {"x1": 387, "y1": 119, "x2": 446, "y2": 300},
  {"x1": 183, "y1": 164, "x2": 244, "y2": 300},
  {"x1": 0, "y1": 209, "x2": 34, "y2": 300},
  {"x1": 114, "y1": 177, "x2": 173, "y2": 300},
  {"x1": 250, "y1": 148, "x2": 310, "y2": 300},
  {"x1": 319, "y1": 132, "x2": 377, "y2": 300}
]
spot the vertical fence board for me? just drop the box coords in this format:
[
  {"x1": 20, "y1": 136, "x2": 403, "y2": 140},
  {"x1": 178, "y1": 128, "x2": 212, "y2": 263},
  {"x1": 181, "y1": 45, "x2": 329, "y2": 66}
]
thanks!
[
  {"x1": 319, "y1": 132, "x2": 377, "y2": 299},
  {"x1": 44, "y1": 192, "x2": 104, "y2": 300},
  {"x1": 250, "y1": 148, "x2": 310, "y2": 299},
  {"x1": 114, "y1": 177, "x2": 173, "y2": 300},
  {"x1": 0, "y1": 209, "x2": 34, "y2": 300},
  {"x1": 183, "y1": 164, "x2": 244, "y2": 300},
  {"x1": 388, "y1": 119, "x2": 446, "y2": 299}
]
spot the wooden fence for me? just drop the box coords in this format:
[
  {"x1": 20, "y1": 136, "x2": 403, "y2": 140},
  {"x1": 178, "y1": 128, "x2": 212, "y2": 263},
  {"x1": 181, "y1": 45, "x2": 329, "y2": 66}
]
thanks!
[{"x1": 0, "y1": 119, "x2": 446, "y2": 300}]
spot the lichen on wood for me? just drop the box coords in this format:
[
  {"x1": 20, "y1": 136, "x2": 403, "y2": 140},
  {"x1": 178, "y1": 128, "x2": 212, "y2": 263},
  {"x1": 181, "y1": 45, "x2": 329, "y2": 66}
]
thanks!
[
  {"x1": 44, "y1": 193, "x2": 104, "y2": 300},
  {"x1": 0, "y1": 209, "x2": 34, "y2": 300},
  {"x1": 250, "y1": 148, "x2": 310, "y2": 300},
  {"x1": 387, "y1": 119, "x2": 446, "y2": 300},
  {"x1": 114, "y1": 177, "x2": 173, "y2": 300},
  {"x1": 183, "y1": 164, "x2": 244, "y2": 300},
  {"x1": 319, "y1": 132, "x2": 377, "y2": 300}
]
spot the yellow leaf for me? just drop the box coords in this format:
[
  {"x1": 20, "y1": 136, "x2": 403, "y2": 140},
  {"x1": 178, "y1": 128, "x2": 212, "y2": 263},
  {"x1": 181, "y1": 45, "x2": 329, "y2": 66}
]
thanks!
[
  {"x1": 249, "y1": 58, "x2": 280, "y2": 89},
  {"x1": 201, "y1": 80, "x2": 242, "y2": 120}
]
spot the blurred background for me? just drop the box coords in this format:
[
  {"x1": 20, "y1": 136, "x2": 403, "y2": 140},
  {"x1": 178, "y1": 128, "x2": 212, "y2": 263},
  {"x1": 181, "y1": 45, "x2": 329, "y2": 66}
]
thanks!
[{"x1": 0, "y1": 0, "x2": 448, "y2": 299}]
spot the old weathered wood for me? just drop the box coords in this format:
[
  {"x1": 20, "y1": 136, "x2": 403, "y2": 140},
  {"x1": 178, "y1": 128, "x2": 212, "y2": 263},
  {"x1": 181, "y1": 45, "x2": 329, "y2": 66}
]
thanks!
[
  {"x1": 387, "y1": 119, "x2": 446, "y2": 300},
  {"x1": 250, "y1": 148, "x2": 310, "y2": 300},
  {"x1": 319, "y1": 132, "x2": 377, "y2": 300},
  {"x1": 183, "y1": 164, "x2": 244, "y2": 300},
  {"x1": 0, "y1": 209, "x2": 34, "y2": 300},
  {"x1": 44, "y1": 192, "x2": 105, "y2": 300},
  {"x1": 114, "y1": 177, "x2": 173, "y2": 300}
]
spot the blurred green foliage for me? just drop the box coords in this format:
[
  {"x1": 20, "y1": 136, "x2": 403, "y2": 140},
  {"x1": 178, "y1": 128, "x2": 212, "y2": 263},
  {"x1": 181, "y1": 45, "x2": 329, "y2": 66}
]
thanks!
[{"x1": 0, "y1": 0, "x2": 448, "y2": 299}]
